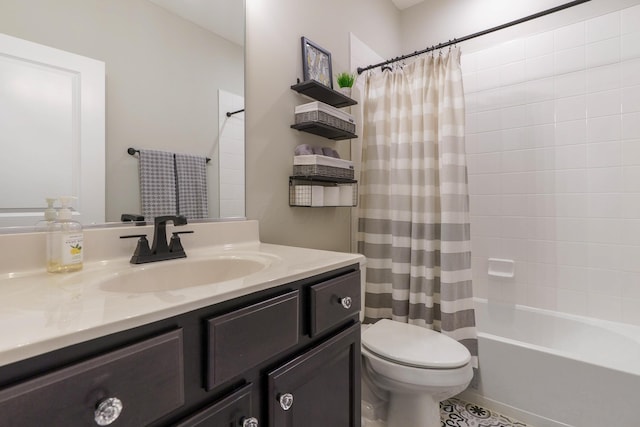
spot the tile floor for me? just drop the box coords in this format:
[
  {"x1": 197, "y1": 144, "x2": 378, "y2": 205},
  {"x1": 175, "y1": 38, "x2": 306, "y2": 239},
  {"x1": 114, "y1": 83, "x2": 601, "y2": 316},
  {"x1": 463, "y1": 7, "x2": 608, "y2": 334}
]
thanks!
[
  {"x1": 440, "y1": 398, "x2": 528, "y2": 427},
  {"x1": 362, "y1": 397, "x2": 529, "y2": 427}
]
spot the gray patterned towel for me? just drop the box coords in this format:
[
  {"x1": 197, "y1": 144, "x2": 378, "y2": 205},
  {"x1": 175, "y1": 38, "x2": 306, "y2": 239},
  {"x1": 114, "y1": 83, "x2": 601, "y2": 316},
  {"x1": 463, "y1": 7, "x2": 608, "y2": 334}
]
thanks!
[
  {"x1": 175, "y1": 153, "x2": 208, "y2": 219},
  {"x1": 138, "y1": 149, "x2": 177, "y2": 220}
]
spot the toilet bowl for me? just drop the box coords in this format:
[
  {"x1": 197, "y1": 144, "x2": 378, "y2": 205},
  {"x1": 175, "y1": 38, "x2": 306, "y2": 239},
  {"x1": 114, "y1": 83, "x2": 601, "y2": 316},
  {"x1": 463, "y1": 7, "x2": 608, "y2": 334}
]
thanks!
[{"x1": 361, "y1": 319, "x2": 473, "y2": 427}]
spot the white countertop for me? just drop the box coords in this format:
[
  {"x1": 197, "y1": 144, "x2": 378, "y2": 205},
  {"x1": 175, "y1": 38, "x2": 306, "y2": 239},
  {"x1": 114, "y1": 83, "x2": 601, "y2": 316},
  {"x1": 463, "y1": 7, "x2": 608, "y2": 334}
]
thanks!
[{"x1": 0, "y1": 221, "x2": 364, "y2": 367}]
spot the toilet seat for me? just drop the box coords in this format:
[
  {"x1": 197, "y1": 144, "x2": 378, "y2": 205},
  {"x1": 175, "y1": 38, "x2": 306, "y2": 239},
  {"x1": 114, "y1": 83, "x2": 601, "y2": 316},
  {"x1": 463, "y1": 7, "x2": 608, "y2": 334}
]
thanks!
[
  {"x1": 362, "y1": 319, "x2": 471, "y2": 369},
  {"x1": 361, "y1": 345, "x2": 473, "y2": 390}
]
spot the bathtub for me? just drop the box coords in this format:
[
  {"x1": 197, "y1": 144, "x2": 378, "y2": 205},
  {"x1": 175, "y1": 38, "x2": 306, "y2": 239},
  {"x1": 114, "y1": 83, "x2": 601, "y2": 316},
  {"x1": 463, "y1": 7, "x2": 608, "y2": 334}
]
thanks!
[{"x1": 459, "y1": 298, "x2": 640, "y2": 427}]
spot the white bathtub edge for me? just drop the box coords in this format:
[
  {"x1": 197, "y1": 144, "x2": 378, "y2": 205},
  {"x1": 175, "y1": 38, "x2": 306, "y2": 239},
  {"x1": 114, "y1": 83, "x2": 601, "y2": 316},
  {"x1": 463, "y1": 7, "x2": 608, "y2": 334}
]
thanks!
[
  {"x1": 474, "y1": 298, "x2": 640, "y2": 343},
  {"x1": 458, "y1": 388, "x2": 574, "y2": 427}
]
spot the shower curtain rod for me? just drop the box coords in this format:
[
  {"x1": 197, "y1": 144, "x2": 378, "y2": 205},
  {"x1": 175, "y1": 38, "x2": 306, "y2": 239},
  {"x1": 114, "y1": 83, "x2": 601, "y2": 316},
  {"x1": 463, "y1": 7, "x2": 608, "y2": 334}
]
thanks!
[{"x1": 356, "y1": 0, "x2": 591, "y2": 74}]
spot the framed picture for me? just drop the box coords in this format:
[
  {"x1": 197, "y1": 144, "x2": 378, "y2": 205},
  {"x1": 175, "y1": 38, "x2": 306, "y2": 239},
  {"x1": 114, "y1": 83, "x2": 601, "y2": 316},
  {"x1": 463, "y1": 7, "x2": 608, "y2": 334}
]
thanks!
[{"x1": 301, "y1": 37, "x2": 333, "y2": 88}]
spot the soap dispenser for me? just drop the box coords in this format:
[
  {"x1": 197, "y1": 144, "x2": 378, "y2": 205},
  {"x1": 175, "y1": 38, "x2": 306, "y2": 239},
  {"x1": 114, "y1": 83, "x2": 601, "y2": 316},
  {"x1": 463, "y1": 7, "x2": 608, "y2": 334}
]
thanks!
[
  {"x1": 47, "y1": 197, "x2": 83, "y2": 273},
  {"x1": 36, "y1": 198, "x2": 58, "y2": 230}
]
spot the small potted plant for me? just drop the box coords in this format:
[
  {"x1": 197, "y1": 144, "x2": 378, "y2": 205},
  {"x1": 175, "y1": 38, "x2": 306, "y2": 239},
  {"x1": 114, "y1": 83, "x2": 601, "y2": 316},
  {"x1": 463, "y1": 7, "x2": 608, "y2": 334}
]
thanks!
[{"x1": 336, "y1": 72, "x2": 355, "y2": 97}]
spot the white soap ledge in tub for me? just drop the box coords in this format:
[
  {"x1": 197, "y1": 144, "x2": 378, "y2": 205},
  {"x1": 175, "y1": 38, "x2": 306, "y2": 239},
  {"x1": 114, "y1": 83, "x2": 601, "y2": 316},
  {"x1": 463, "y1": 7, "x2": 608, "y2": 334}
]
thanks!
[{"x1": 487, "y1": 258, "x2": 515, "y2": 278}]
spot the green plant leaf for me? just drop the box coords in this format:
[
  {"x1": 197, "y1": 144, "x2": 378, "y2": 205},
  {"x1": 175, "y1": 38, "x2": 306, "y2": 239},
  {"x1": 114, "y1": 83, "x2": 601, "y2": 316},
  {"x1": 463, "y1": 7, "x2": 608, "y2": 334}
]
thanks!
[{"x1": 336, "y1": 72, "x2": 355, "y2": 88}]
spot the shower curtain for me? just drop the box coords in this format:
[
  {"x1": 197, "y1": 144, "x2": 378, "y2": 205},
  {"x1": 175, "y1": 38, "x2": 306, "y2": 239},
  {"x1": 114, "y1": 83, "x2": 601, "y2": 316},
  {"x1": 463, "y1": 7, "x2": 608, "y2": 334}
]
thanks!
[{"x1": 357, "y1": 48, "x2": 478, "y2": 371}]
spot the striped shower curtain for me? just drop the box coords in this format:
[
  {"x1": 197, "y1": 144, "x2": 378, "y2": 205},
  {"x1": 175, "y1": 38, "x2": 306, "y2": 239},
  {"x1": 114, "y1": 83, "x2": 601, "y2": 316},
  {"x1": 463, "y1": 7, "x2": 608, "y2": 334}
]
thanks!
[{"x1": 357, "y1": 48, "x2": 478, "y2": 371}]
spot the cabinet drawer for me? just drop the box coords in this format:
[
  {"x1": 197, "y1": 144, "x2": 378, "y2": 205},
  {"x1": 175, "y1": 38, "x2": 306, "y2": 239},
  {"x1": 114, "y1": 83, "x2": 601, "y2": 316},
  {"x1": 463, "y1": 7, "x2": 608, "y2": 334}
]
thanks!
[
  {"x1": 176, "y1": 383, "x2": 256, "y2": 427},
  {"x1": 0, "y1": 329, "x2": 184, "y2": 427},
  {"x1": 310, "y1": 270, "x2": 360, "y2": 336},
  {"x1": 206, "y1": 291, "x2": 299, "y2": 390}
]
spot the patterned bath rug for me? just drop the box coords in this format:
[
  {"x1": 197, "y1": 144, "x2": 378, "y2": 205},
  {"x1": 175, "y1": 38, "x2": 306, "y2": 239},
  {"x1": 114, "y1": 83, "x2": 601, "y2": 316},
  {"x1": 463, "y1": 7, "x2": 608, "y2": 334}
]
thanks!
[{"x1": 441, "y1": 397, "x2": 528, "y2": 427}]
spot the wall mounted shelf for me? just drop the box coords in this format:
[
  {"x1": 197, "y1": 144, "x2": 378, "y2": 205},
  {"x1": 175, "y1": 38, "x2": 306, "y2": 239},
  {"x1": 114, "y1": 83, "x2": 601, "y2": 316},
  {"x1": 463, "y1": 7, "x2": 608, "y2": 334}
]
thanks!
[
  {"x1": 289, "y1": 176, "x2": 358, "y2": 207},
  {"x1": 290, "y1": 122, "x2": 357, "y2": 140},
  {"x1": 289, "y1": 78, "x2": 358, "y2": 207},
  {"x1": 290, "y1": 80, "x2": 358, "y2": 140},
  {"x1": 291, "y1": 80, "x2": 357, "y2": 108},
  {"x1": 290, "y1": 176, "x2": 356, "y2": 184}
]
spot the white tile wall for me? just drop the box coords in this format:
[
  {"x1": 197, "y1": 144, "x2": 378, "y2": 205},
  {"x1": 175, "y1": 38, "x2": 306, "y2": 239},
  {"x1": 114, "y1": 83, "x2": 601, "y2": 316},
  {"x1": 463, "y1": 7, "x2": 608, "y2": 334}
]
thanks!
[
  {"x1": 218, "y1": 90, "x2": 245, "y2": 218},
  {"x1": 463, "y1": 4, "x2": 640, "y2": 326}
]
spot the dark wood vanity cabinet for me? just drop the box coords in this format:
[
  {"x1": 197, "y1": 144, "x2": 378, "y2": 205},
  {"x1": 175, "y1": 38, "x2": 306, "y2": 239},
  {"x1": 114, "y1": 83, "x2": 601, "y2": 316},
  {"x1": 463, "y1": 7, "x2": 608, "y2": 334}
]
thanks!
[
  {"x1": 0, "y1": 264, "x2": 361, "y2": 427},
  {"x1": 268, "y1": 324, "x2": 360, "y2": 427}
]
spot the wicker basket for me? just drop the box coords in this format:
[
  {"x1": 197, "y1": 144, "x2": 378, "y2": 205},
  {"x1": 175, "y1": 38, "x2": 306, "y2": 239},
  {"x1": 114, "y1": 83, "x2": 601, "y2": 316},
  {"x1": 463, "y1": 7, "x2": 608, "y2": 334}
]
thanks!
[
  {"x1": 292, "y1": 164, "x2": 354, "y2": 179},
  {"x1": 295, "y1": 110, "x2": 356, "y2": 134}
]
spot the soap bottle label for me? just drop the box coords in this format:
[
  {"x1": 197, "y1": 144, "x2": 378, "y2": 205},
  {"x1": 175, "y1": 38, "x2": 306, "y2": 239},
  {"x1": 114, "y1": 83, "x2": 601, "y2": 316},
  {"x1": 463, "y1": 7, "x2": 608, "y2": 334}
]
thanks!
[{"x1": 61, "y1": 233, "x2": 83, "y2": 265}]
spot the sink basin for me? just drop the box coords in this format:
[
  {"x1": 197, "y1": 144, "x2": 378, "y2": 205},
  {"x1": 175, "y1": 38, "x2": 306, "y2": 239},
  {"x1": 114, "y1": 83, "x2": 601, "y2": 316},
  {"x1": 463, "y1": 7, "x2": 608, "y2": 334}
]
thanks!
[{"x1": 98, "y1": 255, "x2": 272, "y2": 293}]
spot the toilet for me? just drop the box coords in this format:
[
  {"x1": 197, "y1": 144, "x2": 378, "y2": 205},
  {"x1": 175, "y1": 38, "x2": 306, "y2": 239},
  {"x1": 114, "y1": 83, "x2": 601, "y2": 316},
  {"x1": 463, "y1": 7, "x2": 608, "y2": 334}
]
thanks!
[{"x1": 361, "y1": 319, "x2": 473, "y2": 427}]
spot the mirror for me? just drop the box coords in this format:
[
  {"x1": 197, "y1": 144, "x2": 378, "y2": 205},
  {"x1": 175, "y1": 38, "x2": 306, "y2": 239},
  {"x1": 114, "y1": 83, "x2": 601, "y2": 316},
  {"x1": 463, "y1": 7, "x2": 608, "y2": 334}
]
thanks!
[{"x1": 0, "y1": 0, "x2": 245, "y2": 228}]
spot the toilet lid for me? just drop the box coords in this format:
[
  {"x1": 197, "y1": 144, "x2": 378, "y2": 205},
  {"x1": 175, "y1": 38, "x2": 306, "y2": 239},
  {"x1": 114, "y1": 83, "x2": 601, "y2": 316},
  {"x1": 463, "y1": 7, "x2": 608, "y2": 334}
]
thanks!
[{"x1": 362, "y1": 319, "x2": 471, "y2": 369}]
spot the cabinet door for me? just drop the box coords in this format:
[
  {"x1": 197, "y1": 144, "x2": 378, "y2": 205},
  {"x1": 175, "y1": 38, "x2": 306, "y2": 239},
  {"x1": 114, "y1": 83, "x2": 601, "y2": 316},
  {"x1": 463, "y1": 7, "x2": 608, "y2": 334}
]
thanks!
[
  {"x1": 175, "y1": 383, "x2": 257, "y2": 427},
  {"x1": 267, "y1": 323, "x2": 360, "y2": 427}
]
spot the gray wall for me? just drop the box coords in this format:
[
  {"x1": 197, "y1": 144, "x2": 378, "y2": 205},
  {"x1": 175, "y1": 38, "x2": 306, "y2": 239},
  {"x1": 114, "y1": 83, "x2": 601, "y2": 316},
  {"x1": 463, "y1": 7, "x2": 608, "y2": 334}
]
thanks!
[{"x1": 245, "y1": 0, "x2": 401, "y2": 252}]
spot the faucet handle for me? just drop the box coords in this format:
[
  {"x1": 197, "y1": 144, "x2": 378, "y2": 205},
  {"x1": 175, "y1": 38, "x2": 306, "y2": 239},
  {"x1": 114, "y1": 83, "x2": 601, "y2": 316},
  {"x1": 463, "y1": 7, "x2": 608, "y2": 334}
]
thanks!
[
  {"x1": 169, "y1": 231, "x2": 194, "y2": 254},
  {"x1": 120, "y1": 234, "x2": 152, "y2": 264}
]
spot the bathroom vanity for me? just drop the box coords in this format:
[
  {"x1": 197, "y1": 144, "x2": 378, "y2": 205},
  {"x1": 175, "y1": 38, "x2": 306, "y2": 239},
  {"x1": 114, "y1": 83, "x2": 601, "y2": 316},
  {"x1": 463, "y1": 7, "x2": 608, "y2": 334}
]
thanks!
[{"x1": 0, "y1": 220, "x2": 364, "y2": 426}]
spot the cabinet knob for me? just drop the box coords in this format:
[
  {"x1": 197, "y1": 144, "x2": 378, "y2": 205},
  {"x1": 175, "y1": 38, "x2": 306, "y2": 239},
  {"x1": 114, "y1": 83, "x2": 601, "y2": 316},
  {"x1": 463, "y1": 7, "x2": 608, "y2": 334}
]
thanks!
[
  {"x1": 241, "y1": 417, "x2": 259, "y2": 427},
  {"x1": 94, "y1": 397, "x2": 123, "y2": 426},
  {"x1": 339, "y1": 296, "x2": 352, "y2": 310},
  {"x1": 278, "y1": 393, "x2": 294, "y2": 411}
]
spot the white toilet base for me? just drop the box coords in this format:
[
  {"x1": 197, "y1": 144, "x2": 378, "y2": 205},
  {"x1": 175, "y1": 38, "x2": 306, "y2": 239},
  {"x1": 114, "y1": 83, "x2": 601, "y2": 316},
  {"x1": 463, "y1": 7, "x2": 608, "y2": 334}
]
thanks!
[{"x1": 387, "y1": 392, "x2": 440, "y2": 427}]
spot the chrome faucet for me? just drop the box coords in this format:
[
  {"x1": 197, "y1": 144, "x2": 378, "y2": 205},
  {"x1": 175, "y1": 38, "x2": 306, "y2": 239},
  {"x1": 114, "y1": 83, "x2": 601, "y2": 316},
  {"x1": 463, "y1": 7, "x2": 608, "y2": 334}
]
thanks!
[{"x1": 121, "y1": 215, "x2": 193, "y2": 264}]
